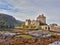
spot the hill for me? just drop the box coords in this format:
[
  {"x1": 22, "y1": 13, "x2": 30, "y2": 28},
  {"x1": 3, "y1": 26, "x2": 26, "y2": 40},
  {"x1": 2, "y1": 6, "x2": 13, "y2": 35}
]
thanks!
[{"x1": 0, "y1": 13, "x2": 23, "y2": 28}]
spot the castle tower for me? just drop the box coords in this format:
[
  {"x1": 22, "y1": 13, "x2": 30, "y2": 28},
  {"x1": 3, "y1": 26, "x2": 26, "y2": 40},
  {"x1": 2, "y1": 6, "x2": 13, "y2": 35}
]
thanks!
[
  {"x1": 25, "y1": 19, "x2": 31, "y2": 26},
  {"x1": 37, "y1": 14, "x2": 46, "y2": 25}
]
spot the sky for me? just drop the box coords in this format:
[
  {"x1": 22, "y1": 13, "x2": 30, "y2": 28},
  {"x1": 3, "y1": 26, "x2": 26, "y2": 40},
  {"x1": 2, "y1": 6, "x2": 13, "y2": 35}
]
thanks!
[{"x1": 0, "y1": 0, "x2": 60, "y2": 25}]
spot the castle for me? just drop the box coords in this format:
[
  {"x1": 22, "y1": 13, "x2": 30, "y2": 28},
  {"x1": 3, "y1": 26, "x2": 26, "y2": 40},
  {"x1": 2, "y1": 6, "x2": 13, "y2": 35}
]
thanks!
[{"x1": 25, "y1": 14, "x2": 46, "y2": 26}]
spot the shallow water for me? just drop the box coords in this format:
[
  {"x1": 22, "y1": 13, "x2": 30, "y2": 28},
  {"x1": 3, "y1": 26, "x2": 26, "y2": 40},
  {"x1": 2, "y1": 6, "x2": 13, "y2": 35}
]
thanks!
[{"x1": 49, "y1": 41, "x2": 60, "y2": 45}]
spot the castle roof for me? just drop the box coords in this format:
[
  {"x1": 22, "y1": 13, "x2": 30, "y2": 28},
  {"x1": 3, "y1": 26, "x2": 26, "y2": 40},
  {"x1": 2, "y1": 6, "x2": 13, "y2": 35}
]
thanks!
[{"x1": 37, "y1": 14, "x2": 46, "y2": 19}]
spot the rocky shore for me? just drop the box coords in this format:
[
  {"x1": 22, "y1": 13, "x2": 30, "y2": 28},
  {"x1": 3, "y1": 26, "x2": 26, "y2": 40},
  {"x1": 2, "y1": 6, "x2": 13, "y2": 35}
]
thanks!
[{"x1": 0, "y1": 35, "x2": 60, "y2": 45}]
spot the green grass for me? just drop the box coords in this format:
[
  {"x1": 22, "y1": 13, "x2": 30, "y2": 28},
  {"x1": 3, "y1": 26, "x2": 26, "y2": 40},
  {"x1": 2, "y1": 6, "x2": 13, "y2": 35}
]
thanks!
[{"x1": 16, "y1": 35, "x2": 33, "y2": 38}]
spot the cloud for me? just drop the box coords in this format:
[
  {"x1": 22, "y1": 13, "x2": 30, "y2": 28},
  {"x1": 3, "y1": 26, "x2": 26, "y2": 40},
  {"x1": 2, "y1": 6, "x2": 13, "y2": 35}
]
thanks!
[
  {"x1": 0, "y1": 0, "x2": 60, "y2": 25},
  {"x1": 0, "y1": 0, "x2": 20, "y2": 13}
]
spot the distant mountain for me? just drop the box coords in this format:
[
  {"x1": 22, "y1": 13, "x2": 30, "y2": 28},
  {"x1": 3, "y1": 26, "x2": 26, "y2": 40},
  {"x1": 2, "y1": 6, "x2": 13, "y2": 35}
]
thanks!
[
  {"x1": 16, "y1": 20, "x2": 24, "y2": 25},
  {"x1": 0, "y1": 13, "x2": 23, "y2": 28}
]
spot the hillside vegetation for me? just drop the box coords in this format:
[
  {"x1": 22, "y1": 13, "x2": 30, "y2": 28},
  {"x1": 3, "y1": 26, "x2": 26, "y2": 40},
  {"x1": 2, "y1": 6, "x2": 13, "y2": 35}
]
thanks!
[{"x1": 0, "y1": 13, "x2": 23, "y2": 28}]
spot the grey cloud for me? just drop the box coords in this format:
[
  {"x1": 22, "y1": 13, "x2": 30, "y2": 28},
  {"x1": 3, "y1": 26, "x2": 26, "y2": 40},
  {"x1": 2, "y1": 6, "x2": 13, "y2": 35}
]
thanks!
[{"x1": 0, "y1": 0, "x2": 60, "y2": 25}]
